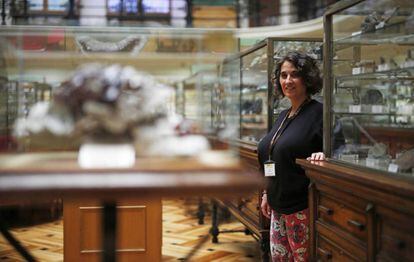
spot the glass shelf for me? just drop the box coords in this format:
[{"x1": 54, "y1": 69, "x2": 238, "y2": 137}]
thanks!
[
  {"x1": 335, "y1": 20, "x2": 414, "y2": 45},
  {"x1": 335, "y1": 66, "x2": 414, "y2": 81}
]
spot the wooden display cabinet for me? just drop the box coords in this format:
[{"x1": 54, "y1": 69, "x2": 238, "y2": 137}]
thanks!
[
  {"x1": 303, "y1": 0, "x2": 414, "y2": 260},
  {"x1": 297, "y1": 159, "x2": 414, "y2": 261}
]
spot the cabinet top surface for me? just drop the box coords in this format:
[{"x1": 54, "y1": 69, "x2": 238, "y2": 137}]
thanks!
[
  {"x1": 296, "y1": 159, "x2": 414, "y2": 197},
  {"x1": 0, "y1": 151, "x2": 263, "y2": 203}
]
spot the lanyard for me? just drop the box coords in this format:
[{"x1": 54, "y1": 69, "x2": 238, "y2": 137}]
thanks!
[{"x1": 267, "y1": 98, "x2": 310, "y2": 160}]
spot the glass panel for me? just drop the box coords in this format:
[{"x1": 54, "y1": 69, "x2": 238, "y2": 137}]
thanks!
[
  {"x1": 174, "y1": 82, "x2": 185, "y2": 116},
  {"x1": 198, "y1": 71, "x2": 217, "y2": 133},
  {"x1": 218, "y1": 57, "x2": 241, "y2": 140},
  {"x1": 330, "y1": 0, "x2": 414, "y2": 176},
  {"x1": 240, "y1": 46, "x2": 267, "y2": 142},
  {"x1": 271, "y1": 40, "x2": 324, "y2": 123},
  {"x1": 183, "y1": 80, "x2": 197, "y2": 120}
]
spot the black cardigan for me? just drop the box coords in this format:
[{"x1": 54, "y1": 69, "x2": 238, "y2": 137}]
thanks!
[{"x1": 257, "y1": 99, "x2": 323, "y2": 215}]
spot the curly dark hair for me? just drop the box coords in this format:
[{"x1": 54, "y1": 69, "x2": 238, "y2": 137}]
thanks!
[{"x1": 273, "y1": 51, "x2": 322, "y2": 98}]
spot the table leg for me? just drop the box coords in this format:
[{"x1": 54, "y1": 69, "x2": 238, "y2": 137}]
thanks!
[
  {"x1": 0, "y1": 216, "x2": 36, "y2": 262},
  {"x1": 102, "y1": 201, "x2": 117, "y2": 262}
]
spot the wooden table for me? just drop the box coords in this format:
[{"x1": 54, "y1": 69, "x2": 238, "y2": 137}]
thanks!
[{"x1": 0, "y1": 151, "x2": 263, "y2": 262}]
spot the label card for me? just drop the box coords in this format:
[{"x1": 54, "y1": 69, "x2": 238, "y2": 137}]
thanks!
[
  {"x1": 264, "y1": 160, "x2": 276, "y2": 177},
  {"x1": 388, "y1": 163, "x2": 399, "y2": 173}
]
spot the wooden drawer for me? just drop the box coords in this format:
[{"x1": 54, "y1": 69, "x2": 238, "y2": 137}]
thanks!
[
  {"x1": 316, "y1": 221, "x2": 366, "y2": 259},
  {"x1": 377, "y1": 207, "x2": 414, "y2": 261},
  {"x1": 317, "y1": 235, "x2": 360, "y2": 261},
  {"x1": 318, "y1": 194, "x2": 368, "y2": 241}
]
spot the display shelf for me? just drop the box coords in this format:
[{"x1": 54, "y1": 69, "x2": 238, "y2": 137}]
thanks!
[
  {"x1": 335, "y1": 20, "x2": 414, "y2": 45},
  {"x1": 334, "y1": 111, "x2": 393, "y2": 116},
  {"x1": 335, "y1": 66, "x2": 414, "y2": 81}
]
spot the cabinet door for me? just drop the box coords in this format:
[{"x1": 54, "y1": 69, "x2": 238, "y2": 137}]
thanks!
[
  {"x1": 376, "y1": 206, "x2": 414, "y2": 261},
  {"x1": 64, "y1": 198, "x2": 162, "y2": 262}
]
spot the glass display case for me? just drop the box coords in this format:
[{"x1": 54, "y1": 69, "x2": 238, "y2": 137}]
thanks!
[
  {"x1": 178, "y1": 69, "x2": 219, "y2": 130},
  {"x1": 219, "y1": 37, "x2": 323, "y2": 143},
  {"x1": 239, "y1": 41, "x2": 268, "y2": 142},
  {"x1": 0, "y1": 25, "x2": 237, "y2": 153},
  {"x1": 324, "y1": 0, "x2": 414, "y2": 176},
  {"x1": 0, "y1": 24, "x2": 262, "y2": 262},
  {"x1": 176, "y1": 65, "x2": 240, "y2": 143}
]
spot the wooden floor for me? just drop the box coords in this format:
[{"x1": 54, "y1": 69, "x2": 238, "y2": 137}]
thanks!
[{"x1": 0, "y1": 198, "x2": 261, "y2": 261}]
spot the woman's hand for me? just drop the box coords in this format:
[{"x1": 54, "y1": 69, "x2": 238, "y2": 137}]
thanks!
[
  {"x1": 261, "y1": 194, "x2": 271, "y2": 219},
  {"x1": 307, "y1": 152, "x2": 325, "y2": 161}
]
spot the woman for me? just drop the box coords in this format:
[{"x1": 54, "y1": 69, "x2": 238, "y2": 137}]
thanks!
[{"x1": 257, "y1": 51, "x2": 325, "y2": 261}]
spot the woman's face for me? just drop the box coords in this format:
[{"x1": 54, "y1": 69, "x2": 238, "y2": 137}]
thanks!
[{"x1": 279, "y1": 61, "x2": 307, "y2": 103}]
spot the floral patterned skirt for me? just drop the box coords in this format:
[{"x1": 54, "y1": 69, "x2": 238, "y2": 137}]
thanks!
[{"x1": 270, "y1": 208, "x2": 309, "y2": 262}]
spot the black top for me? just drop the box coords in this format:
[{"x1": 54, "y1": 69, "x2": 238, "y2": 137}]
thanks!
[{"x1": 257, "y1": 99, "x2": 323, "y2": 214}]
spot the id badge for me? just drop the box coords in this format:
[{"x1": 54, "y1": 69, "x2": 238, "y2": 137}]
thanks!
[{"x1": 264, "y1": 160, "x2": 276, "y2": 177}]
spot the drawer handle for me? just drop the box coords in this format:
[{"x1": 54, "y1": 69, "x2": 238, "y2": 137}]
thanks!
[
  {"x1": 397, "y1": 240, "x2": 406, "y2": 249},
  {"x1": 317, "y1": 247, "x2": 332, "y2": 259},
  {"x1": 318, "y1": 205, "x2": 334, "y2": 215},
  {"x1": 347, "y1": 219, "x2": 365, "y2": 231}
]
